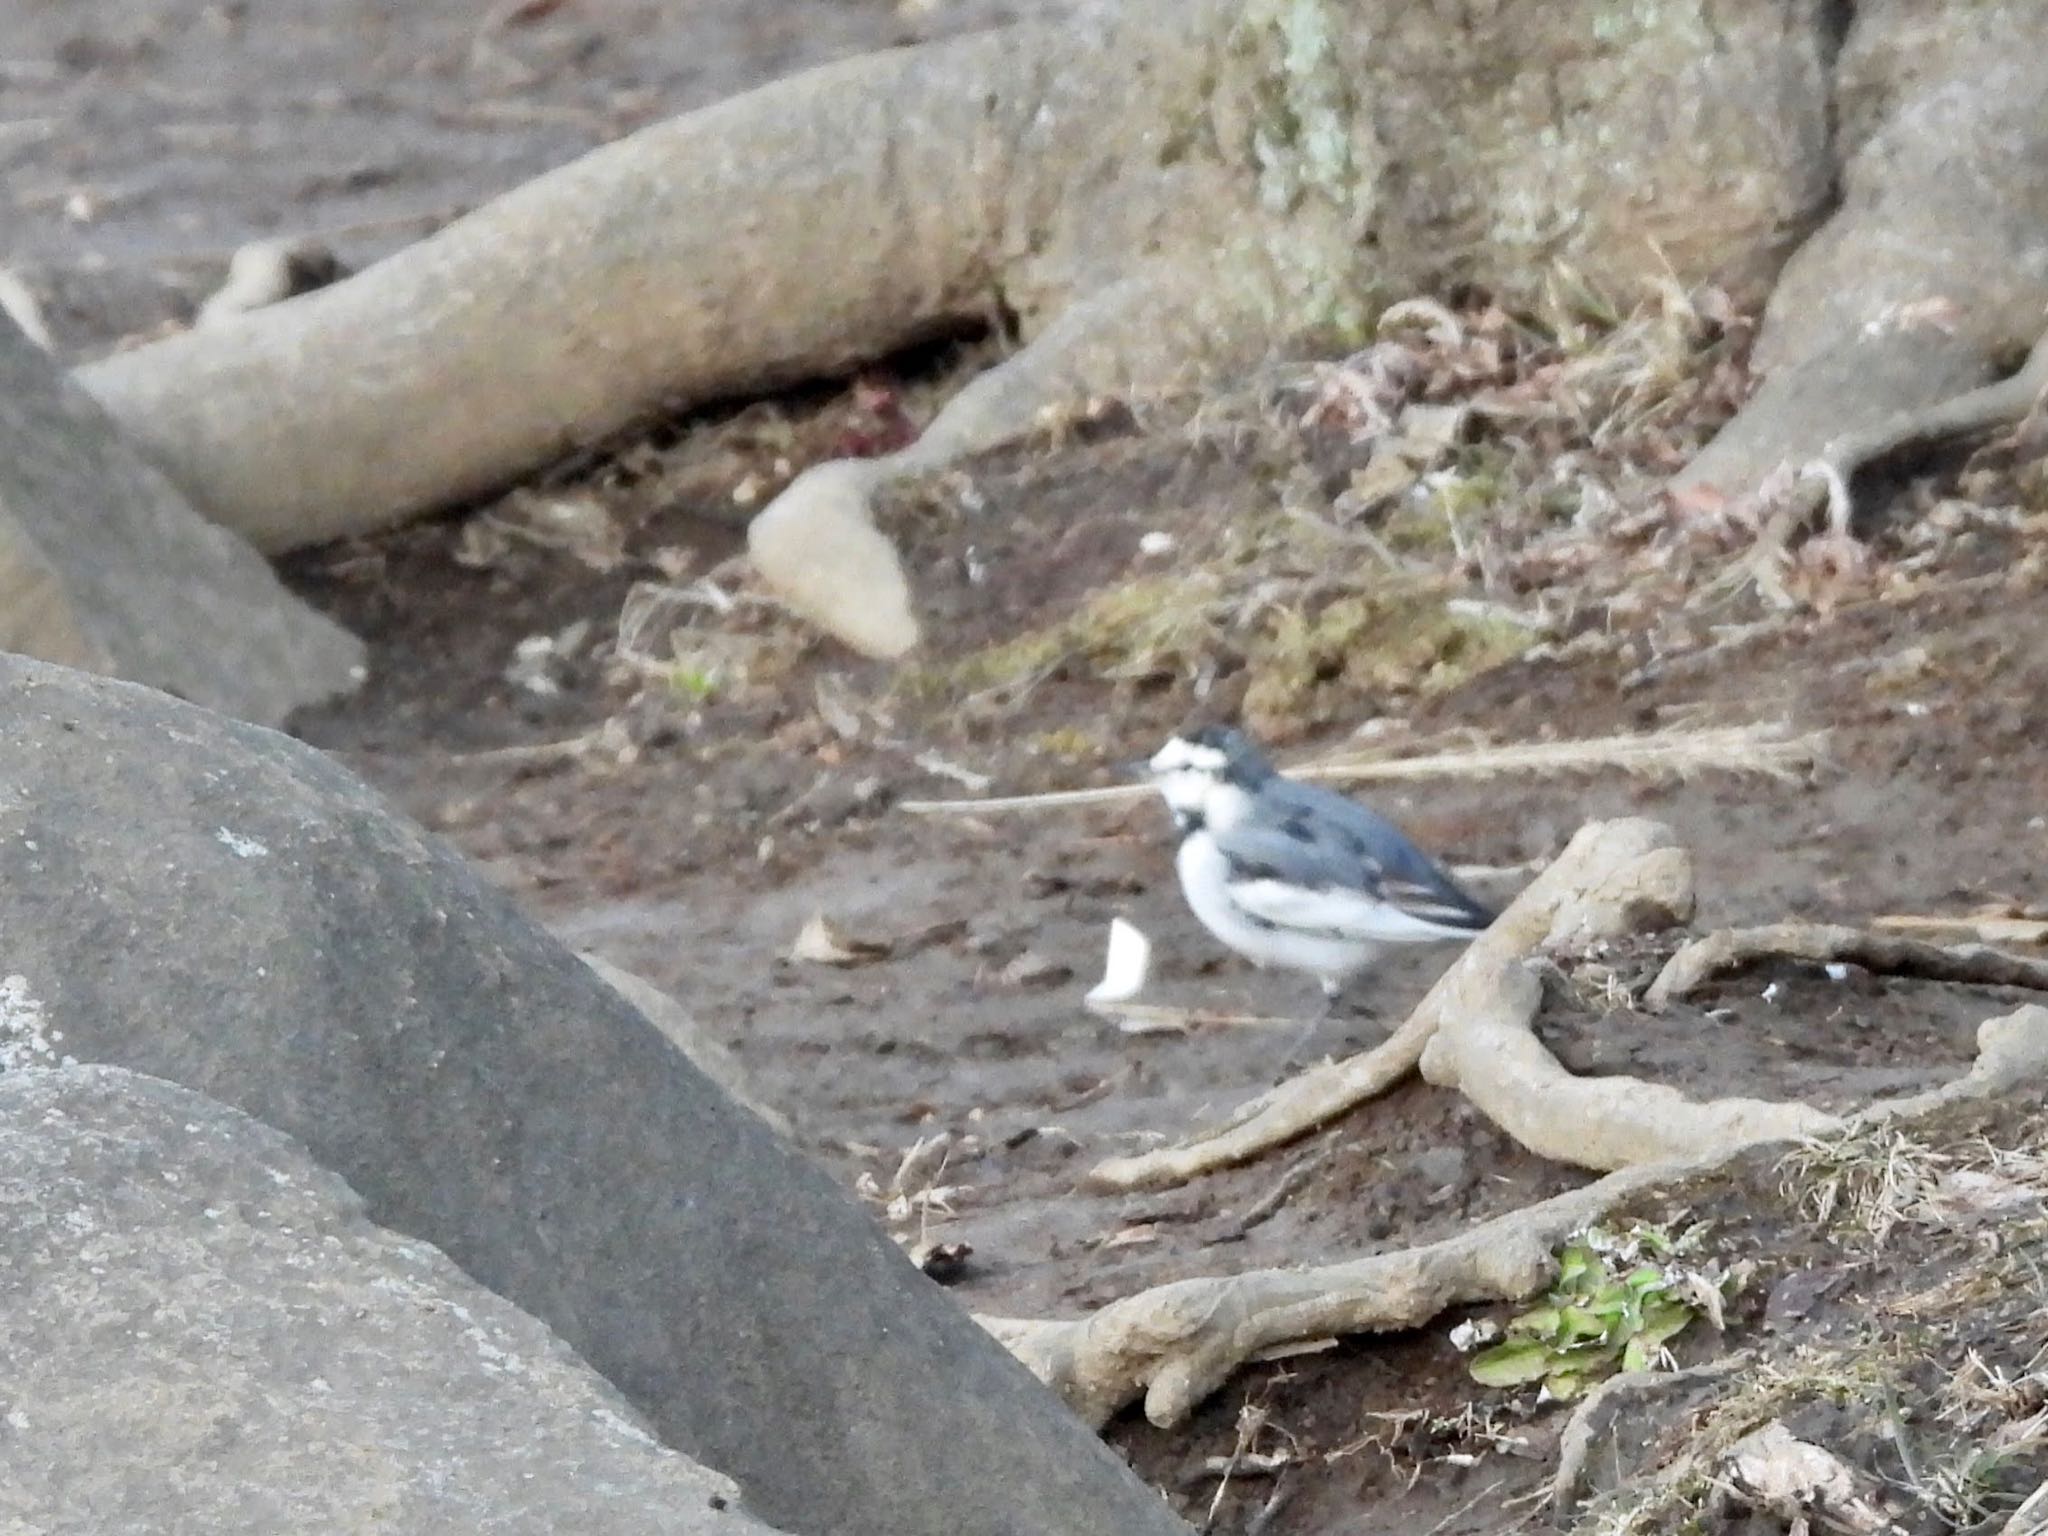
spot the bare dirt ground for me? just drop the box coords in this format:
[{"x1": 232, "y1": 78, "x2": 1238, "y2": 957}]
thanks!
[{"x1": 11, "y1": 5, "x2": 2048, "y2": 1534}]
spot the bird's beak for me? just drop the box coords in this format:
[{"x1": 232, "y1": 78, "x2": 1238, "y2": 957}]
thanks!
[{"x1": 1117, "y1": 757, "x2": 1156, "y2": 782}]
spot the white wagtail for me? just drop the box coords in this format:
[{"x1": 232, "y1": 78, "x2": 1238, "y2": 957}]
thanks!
[{"x1": 1139, "y1": 725, "x2": 1495, "y2": 1015}]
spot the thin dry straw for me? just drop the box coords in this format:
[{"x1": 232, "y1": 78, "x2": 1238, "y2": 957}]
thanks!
[{"x1": 897, "y1": 723, "x2": 1827, "y2": 817}]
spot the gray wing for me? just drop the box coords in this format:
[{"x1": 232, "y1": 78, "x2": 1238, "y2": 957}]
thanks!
[{"x1": 1216, "y1": 782, "x2": 1495, "y2": 937}]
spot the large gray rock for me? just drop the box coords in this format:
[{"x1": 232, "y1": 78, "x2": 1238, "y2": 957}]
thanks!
[
  {"x1": 0, "y1": 655, "x2": 1187, "y2": 1536},
  {"x1": 0, "y1": 1064, "x2": 790, "y2": 1535},
  {"x1": 0, "y1": 310, "x2": 363, "y2": 727},
  {"x1": 578, "y1": 951, "x2": 794, "y2": 1137}
]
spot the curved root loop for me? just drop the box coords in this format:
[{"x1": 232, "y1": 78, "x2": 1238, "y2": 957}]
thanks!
[{"x1": 996, "y1": 824, "x2": 2048, "y2": 1427}]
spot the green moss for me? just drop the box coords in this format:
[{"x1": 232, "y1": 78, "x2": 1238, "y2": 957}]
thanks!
[
  {"x1": 664, "y1": 663, "x2": 721, "y2": 703},
  {"x1": 1030, "y1": 726, "x2": 1100, "y2": 759},
  {"x1": 1241, "y1": 586, "x2": 1532, "y2": 739},
  {"x1": 1380, "y1": 501, "x2": 1460, "y2": 555},
  {"x1": 899, "y1": 573, "x2": 1226, "y2": 703},
  {"x1": 1429, "y1": 447, "x2": 1512, "y2": 520}
]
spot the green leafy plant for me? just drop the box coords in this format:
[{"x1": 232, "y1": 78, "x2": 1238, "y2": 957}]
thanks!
[{"x1": 1465, "y1": 1222, "x2": 1735, "y2": 1402}]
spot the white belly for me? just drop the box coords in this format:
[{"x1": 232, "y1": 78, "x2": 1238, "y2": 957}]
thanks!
[{"x1": 1175, "y1": 833, "x2": 1382, "y2": 984}]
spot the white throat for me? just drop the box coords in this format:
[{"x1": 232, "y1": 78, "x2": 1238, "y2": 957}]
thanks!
[
  {"x1": 1147, "y1": 737, "x2": 1251, "y2": 831},
  {"x1": 1153, "y1": 770, "x2": 1254, "y2": 833}
]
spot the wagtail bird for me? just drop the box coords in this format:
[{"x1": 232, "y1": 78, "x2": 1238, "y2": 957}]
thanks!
[{"x1": 1140, "y1": 725, "x2": 1495, "y2": 1012}]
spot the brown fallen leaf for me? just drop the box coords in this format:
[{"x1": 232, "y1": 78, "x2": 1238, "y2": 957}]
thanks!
[
  {"x1": 487, "y1": 0, "x2": 569, "y2": 28},
  {"x1": 897, "y1": 917, "x2": 970, "y2": 955},
  {"x1": 999, "y1": 950, "x2": 1072, "y2": 989},
  {"x1": 1095, "y1": 1224, "x2": 1159, "y2": 1251},
  {"x1": 789, "y1": 912, "x2": 892, "y2": 966}
]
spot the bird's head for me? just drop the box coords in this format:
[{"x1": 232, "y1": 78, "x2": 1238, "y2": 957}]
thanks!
[{"x1": 1142, "y1": 725, "x2": 1275, "y2": 827}]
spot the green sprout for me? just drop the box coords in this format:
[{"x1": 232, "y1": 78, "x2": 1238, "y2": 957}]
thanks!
[
  {"x1": 1465, "y1": 1222, "x2": 1736, "y2": 1402},
  {"x1": 665, "y1": 662, "x2": 722, "y2": 703}
]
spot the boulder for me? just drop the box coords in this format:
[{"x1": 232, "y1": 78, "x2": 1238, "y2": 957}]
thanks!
[
  {"x1": 0, "y1": 311, "x2": 364, "y2": 726},
  {"x1": 0, "y1": 654, "x2": 1188, "y2": 1536},
  {"x1": 579, "y1": 950, "x2": 794, "y2": 1137},
  {"x1": 0, "y1": 1064, "x2": 790, "y2": 1535}
]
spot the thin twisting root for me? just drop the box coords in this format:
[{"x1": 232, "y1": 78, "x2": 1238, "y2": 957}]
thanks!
[
  {"x1": 1646, "y1": 922, "x2": 2048, "y2": 1008},
  {"x1": 986, "y1": 821, "x2": 2048, "y2": 1428}
]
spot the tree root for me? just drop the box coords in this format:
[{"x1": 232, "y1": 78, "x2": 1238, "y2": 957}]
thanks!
[
  {"x1": 1550, "y1": 1354, "x2": 1754, "y2": 1519},
  {"x1": 1675, "y1": 4, "x2": 2048, "y2": 574},
  {"x1": 66, "y1": 1, "x2": 1841, "y2": 656},
  {"x1": 1863, "y1": 1004, "x2": 2048, "y2": 1122},
  {"x1": 74, "y1": 23, "x2": 1066, "y2": 555},
  {"x1": 1646, "y1": 922, "x2": 2048, "y2": 1009},
  {"x1": 1417, "y1": 960, "x2": 1834, "y2": 1172},
  {"x1": 745, "y1": 265, "x2": 1255, "y2": 654},
  {"x1": 1703, "y1": 330, "x2": 2048, "y2": 607},
  {"x1": 978, "y1": 1163, "x2": 1687, "y2": 1430},
  {"x1": 1085, "y1": 818, "x2": 1694, "y2": 1193},
  {"x1": 1081, "y1": 1012, "x2": 1437, "y2": 1195},
  {"x1": 1802, "y1": 330, "x2": 2048, "y2": 500},
  {"x1": 989, "y1": 815, "x2": 2048, "y2": 1429},
  {"x1": 985, "y1": 1003, "x2": 2048, "y2": 1428}
]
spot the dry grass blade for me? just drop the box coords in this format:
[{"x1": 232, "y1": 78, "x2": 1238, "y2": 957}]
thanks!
[
  {"x1": 1312, "y1": 723, "x2": 1826, "y2": 786},
  {"x1": 1092, "y1": 1002, "x2": 1305, "y2": 1035},
  {"x1": 898, "y1": 723, "x2": 1827, "y2": 816}
]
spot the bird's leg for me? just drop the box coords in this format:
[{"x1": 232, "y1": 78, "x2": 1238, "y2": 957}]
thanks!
[{"x1": 1276, "y1": 978, "x2": 1344, "y2": 1069}]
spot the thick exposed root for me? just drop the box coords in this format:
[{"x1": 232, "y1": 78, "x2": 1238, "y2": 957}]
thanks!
[
  {"x1": 1864, "y1": 1005, "x2": 2048, "y2": 1120},
  {"x1": 1676, "y1": 4, "x2": 2048, "y2": 542},
  {"x1": 1551, "y1": 1355, "x2": 1754, "y2": 1518},
  {"x1": 72, "y1": 28, "x2": 1049, "y2": 553},
  {"x1": 747, "y1": 266, "x2": 1255, "y2": 657},
  {"x1": 1085, "y1": 817, "x2": 1694, "y2": 1193},
  {"x1": 66, "y1": 1, "x2": 1842, "y2": 662},
  {"x1": 995, "y1": 807, "x2": 2048, "y2": 1427},
  {"x1": 979, "y1": 1164, "x2": 1684, "y2": 1429},
  {"x1": 1646, "y1": 923, "x2": 2048, "y2": 1009},
  {"x1": 1417, "y1": 957, "x2": 1835, "y2": 1171},
  {"x1": 1697, "y1": 331, "x2": 2048, "y2": 606},
  {"x1": 989, "y1": 1005, "x2": 2048, "y2": 1428}
]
